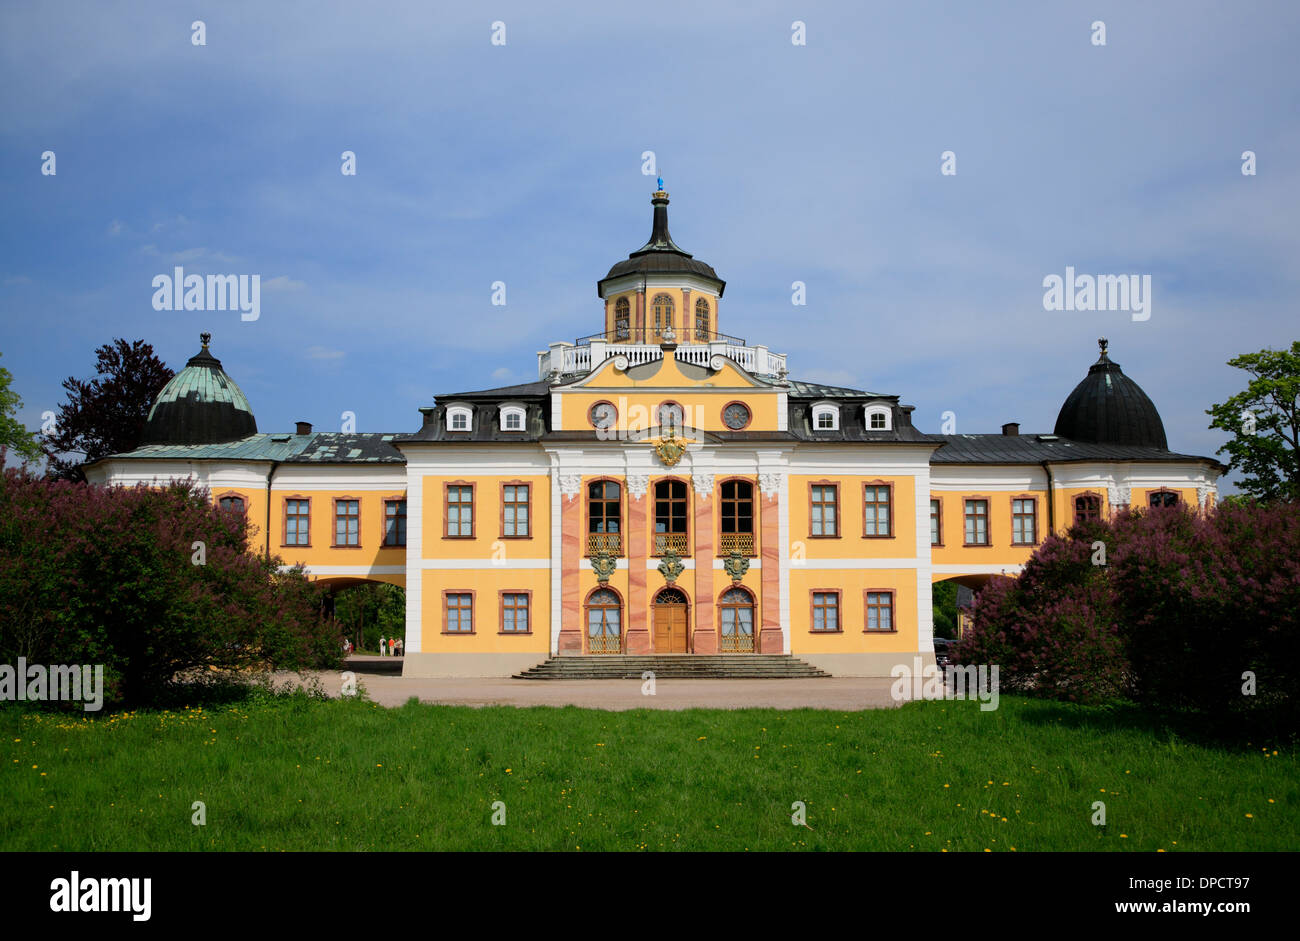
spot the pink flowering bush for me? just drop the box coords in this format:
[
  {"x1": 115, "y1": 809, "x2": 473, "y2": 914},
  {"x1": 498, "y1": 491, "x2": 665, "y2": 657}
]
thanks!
[
  {"x1": 0, "y1": 468, "x2": 342, "y2": 706},
  {"x1": 955, "y1": 501, "x2": 1300, "y2": 726}
]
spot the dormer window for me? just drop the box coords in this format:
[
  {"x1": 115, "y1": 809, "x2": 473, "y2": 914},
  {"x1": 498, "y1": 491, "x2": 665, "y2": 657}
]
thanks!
[
  {"x1": 811, "y1": 403, "x2": 839, "y2": 431},
  {"x1": 500, "y1": 405, "x2": 526, "y2": 432},
  {"x1": 864, "y1": 405, "x2": 892, "y2": 431},
  {"x1": 447, "y1": 406, "x2": 472, "y2": 432}
]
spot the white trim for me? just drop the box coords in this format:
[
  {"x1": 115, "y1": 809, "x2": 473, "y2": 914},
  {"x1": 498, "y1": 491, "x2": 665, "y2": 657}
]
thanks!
[
  {"x1": 549, "y1": 454, "x2": 562, "y2": 655},
  {"x1": 811, "y1": 402, "x2": 840, "y2": 431},
  {"x1": 931, "y1": 563, "x2": 1024, "y2": 575},
  {"x1": 499, "y1": 405, "x2": 526, "y2": 432},
  {"x1": 864, "y1": 404, "x2": 892, "y2": 431},
  {"x1": 420, "y1": 558, "x2": 553, "y2": 569},
  {"x1": 786, "y1": 558, "x2": 924, "y2": 569},
  {"x1": 290, "y1": 564, "x2": 406, "y2": 576},
  {"x1": 405, "y1": 469, "x2": 424, "y2": 653},
  {"x1": 446, "y1": 405, "x2": 473, "y2": 431}
]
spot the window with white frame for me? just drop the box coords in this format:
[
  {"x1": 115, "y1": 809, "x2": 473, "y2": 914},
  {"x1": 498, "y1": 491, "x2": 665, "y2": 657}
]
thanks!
[
  {"x1": 811, "y1": 403, "x2": 839, "y2": 431},
  {"x1": 500, "y1": 405, "x2": 525, "y2": 432},
  {"x1": 446, "y1": 406, "x2": 472, "y2": 431},
  {"x1": 864, "y1": 405, "x2": 892, "y2": 431}
]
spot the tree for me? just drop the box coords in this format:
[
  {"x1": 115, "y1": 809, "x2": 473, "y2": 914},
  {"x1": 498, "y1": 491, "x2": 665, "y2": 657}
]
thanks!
[
  {"x1": 0, "y1": 468, "x2": 341, "y2": 707},
  {"x1": 1207, "y1": 341, "x2": 1300, "y2": 503},
  {"x1": 931, "y1": 580, "x2": 959, "y2": 638},
  {"x1": 43, "y1": 338, "x2": 174, "y2": 481},
  {"x1": 0, "y1": 353, "x2": 41, "y2": 462}
]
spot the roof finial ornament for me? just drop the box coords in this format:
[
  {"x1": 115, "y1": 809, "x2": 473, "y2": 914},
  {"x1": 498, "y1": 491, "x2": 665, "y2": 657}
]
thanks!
[
  {"x1": 200, "y1": 332, "x2": 211, "y2": 350},
  {"x1": 657, "y1": 176, "x2": 664, "y2": 191},
  {"x1": 1098, "y1": 336, "x2": 1108, "y2": 355}
]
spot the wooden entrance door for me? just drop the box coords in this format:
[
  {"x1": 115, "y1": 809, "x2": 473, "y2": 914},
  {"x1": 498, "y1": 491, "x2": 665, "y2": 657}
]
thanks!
[{"x1": 653, "y1": 588, "x2": 689, "y2": 653}]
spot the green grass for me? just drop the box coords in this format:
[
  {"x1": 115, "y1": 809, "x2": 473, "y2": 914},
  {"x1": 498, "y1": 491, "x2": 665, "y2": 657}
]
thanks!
[{"x1": 2, "y1": 691, "x2": 1294, "y2": 851}]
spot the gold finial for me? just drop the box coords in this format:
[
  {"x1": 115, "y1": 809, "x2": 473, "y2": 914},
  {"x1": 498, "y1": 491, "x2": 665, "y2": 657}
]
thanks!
[
  {"x1": 200, "y1": 332, "x2": 211, "y2": 350},
  {"x1": 1098, "y1": 337, "x2": 1108, "y2": 354}
]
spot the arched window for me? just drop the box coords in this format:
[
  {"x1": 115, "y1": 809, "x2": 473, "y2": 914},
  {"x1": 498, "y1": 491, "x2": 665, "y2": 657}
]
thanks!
[
  {"x1": 1074, "y1": 494, "x2": 1102, "y2": 524},
  {"x1": 694, "y1": 297, "x2": 710, "y2": 340},
  {"x1": 864, "y1": 405, "x2": 892, "y2": 431},
  {"x1": 1148, "y1": 489, "x2": 1180, "y2": 508},
  {"x1": 446, "y1": 406, "x2": 472, "y2": 432},
  {"x1": 614, "y1": 297, "x2": 630, "y2": 340},
  {"x1": 586, "y1": 588, "x2": 622, "y2": 654},
  {"x1": 719, "y1": 587, "x2": 755, "y2": 652},
  {"x1": 587, "y1": 480, "x2": 622, "y2": 556},
  {"x1": 811, "y1": 403, "x2": 839, "y2": 431},
  {"x1": 653, "y1": 479, "x2": 688, "y2": 556},
  {"x1": 499, "y1": 405, "x2": 525, "y2": 432},
  {"x1": 217, "y1": 494, "x2": 246, "y2": 514},
  {"x1": 651, "y1": 293, "x2": 674, "y2": 339}
]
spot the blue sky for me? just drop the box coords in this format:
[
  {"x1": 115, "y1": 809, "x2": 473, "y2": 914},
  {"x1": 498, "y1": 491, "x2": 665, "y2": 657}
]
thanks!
[{"x1": 2, "y1": 1, "x2": 1297, "y2": 491}]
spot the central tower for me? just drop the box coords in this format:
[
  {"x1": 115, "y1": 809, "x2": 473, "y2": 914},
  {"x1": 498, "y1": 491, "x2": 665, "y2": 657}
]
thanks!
[{"x1": 596, "y1": 187, "x2": 727, "y2": 344}]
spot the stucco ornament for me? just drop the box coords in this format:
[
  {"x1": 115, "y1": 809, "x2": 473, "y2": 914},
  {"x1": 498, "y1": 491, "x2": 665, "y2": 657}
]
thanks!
[
  {"x1": 657, "y1": 548, "x2": 685, "y2": 585},
  {"x1": 655, "y1": 431, "x2": 685, "y2": 467}
]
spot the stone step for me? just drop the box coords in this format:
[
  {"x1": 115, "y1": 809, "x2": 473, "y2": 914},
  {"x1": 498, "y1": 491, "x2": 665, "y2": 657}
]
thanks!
[{"x1": 513, "y1": 654, "x2": 831, "y2": 680}]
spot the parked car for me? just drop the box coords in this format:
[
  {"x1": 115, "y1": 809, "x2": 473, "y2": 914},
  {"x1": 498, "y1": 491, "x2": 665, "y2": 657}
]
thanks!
[{"x1": 933, "y1": 637, "x2": 954, "y2": 668}]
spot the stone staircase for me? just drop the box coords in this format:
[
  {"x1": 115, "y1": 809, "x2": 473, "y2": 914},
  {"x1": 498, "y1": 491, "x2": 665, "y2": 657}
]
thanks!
[{"x1": 513, "y1": 654, "x2": 831, "y2": 680}]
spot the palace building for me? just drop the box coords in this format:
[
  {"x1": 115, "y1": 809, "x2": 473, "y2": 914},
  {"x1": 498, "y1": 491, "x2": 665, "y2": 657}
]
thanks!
[{"x1": 86, "y1": 188, "x2": 1225, "y2": 678}]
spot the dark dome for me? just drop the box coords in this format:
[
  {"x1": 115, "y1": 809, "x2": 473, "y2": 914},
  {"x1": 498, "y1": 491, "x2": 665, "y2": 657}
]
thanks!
[
  {"x1": 141, "y1": 333, "x2": 257, "y2": 445},
  {"x1": 1053, "y1": 339, "x2": 1167, "y2": 449},
  {"x1": 598, "y1": 190, "x2": 725, "y2": 294}
]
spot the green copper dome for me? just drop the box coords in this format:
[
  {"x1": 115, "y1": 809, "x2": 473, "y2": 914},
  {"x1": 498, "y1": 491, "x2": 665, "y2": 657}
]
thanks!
[{"x1": 142, "y1": 333, "x2": 257, "y2": 445}]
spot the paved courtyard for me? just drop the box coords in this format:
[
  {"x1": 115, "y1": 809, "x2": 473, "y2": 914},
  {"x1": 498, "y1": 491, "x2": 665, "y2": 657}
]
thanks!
[{"x1": 285, "y1": 666, "x2": 903, "y2": 711}]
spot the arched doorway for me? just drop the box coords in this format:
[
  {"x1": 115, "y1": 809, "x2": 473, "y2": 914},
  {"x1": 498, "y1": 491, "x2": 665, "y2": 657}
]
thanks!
[
  {"x1": 585, "y1": 587, "x2": 623, "y2": 655},
  {"x1": 653, "y1": 587, "x2": 690, "y2": 653},
  {"x1": 718, "y1": 586, "x2": 756, "y2": 652}
]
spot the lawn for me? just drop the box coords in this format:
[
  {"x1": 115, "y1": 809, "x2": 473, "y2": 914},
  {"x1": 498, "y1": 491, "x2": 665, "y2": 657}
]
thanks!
[{"x1": 1, "y1": 690, "x2": 1293, "y2": 851}]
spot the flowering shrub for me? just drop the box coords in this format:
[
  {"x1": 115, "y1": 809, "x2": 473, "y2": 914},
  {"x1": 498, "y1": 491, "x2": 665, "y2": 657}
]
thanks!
[
  {"x1": 0, "y1": 468, "x2": 342, "y2": 706},
  {"x1": 955, "y1": 501, "x2": 1300, "y2": 725}
]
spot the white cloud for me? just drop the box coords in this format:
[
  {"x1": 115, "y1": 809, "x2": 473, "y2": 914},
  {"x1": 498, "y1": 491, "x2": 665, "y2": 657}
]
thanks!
[
  {"x1": 306, "y1": 345, "x2": 345, "y2": 360},
  {"x1": 262, "y1": 276, "x2": 306, "y2": 291}
]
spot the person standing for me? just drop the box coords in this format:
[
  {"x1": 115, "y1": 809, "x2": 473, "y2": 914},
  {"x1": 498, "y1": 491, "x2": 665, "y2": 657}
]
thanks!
[{"x1": 378, "y1": 635, "x2": 386, "y2": 656}]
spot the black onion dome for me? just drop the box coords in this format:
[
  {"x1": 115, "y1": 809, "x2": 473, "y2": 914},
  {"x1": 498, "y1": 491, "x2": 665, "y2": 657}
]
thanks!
[
  {"x1": 598, "y1": 189, "x2": 725, "y2": 294},
  {"x1": 141, "y1": 333, "x2": 257, "y2": 445},
  {"x1": 1053, "y1": 338, "x2": 1167, "y2": 449}
]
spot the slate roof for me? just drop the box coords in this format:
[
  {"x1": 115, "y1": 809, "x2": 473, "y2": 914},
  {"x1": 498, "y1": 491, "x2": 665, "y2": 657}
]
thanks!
[
  {"x1": 94, "y1": 432, "x2": 405, "y2": 464},
  {"x1": 930, "y1": 433, "x2": 1221, "y2": 467},
  {"x1": 784, "y1": 378, "x2": 892, "y2": 399}
]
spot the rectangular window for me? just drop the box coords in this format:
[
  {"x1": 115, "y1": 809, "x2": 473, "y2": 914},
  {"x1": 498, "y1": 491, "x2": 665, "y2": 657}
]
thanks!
[
  {"x1": 930, "y1": 498, "x2": 942, "y2": 546},
  {"x1": 446, "y1": 485, "x2": 474, "y2": 538},
  {"x1": 865, "y1": 591, "x2": 895, "y2": 632},
  {"x1": 811, "y1": 591, "x2": 840, "y2": 632},
  {"x1": 384, "y1": 499, "x2": 407, "y2": 547},
  {"x1": 810, "y1": 484, "x2": 838, "y2": 537},
  {"x1": 445, "y1": 593, "x2": 473, "y2": 633},
  {"x1": 285, "y1": 498, "x2": 310, "y2": 546},
  {"x1": 719, "y1": 479, "x2": 755, "y2": 556},
  {"x1": 1074, "y1": 495, "x2": 1101, "y2": 524},
  {"x1": 863, "y1": 484, "x2": 892, "y2": 537},
  {"x1": 653, "y1": 479, "x2": 689, "y2": 555},
  {"x1": 964, "y1": 499, "x2": 989, "y2": 546},
  {"x1": 501, "y1": 592, "x2": 530, "y2": 633},
  {"x1": 218, "y1": 495, "x2": 246, "y2": 513},
  {"x1": 334, "y1": 499, "x2": 359, "y2": 547},
  {"x1": 1012, "y1": 498, "x2": 1037, "y2": 545},
  {"x1": 502, "y1": 484, "x2": 530, "y2": 538}
]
